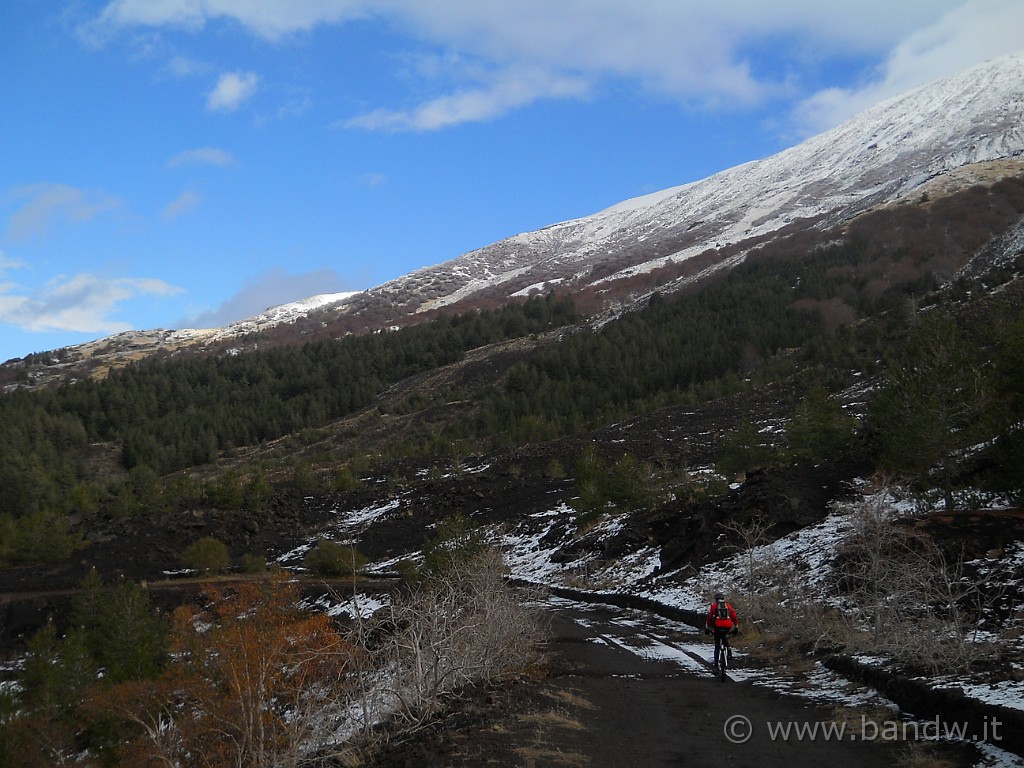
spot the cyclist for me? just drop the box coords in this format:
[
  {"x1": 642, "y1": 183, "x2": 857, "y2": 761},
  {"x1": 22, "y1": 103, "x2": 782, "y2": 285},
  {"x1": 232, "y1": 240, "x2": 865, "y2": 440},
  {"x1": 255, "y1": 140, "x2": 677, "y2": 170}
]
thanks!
[{"x1": 704, "y1": 591, "x2": 739, "y2": 670}]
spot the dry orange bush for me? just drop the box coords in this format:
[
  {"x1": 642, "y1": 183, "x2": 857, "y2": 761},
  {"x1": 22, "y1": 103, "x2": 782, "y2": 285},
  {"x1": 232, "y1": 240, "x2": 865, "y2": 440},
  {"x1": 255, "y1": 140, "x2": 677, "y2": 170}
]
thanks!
[{"x1": 90, "y1": 573, "x2": 356, "y2": 768}]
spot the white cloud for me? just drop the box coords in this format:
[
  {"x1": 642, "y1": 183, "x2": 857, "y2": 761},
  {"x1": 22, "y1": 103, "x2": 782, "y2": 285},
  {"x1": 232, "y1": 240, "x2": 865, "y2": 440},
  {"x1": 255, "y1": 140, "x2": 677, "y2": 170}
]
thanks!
[
  {"x1": 165, "y1": 54, "x2": 211, "y2": 77},
  {"x1": 162, "y1": 190, "x2": 202, "y2": 220},
  {"x1": 87, "y1": 1, "x2": 1013, "y2": 132},
  {"x1": 5, "y1": 183, "x2": 123, "y2": 241},
  {"x1": 0, "y1": 272, "x2": 184, "y2": 334},
  {"x1": 0, "y1": 256, "x2": 28, "y2": 321},
  {"x1": 792, "y1": 0, "x2": 1024, "y2": 135},
  {"x1": 345, "y1": 66, "x2": 591, "y2": 131},
  {"x1": 88, "y1": 0, "x2": 368, "y2": 41},
  {"x1": 206, "y1": 71, "x2": 259, "y2": 112},
  {"x1": 166, "y1": 147, "x2": 236, "y2": 168},
  {"x1": 0, "y1": 251, "x2": 26, "y2": 273},
  {"x1": 90, "y1": 0, "x2": 209, "y2": 34}
]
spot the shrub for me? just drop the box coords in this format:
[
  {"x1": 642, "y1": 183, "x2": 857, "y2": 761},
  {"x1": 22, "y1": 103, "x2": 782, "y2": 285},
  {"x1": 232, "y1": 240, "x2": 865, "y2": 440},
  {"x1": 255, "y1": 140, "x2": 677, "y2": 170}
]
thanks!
[
  {"x1": 239, "y1": 553, "x2": 267, "y2": 574},
  {"x1": 0, "y1": 510, "x2": 84, "y2": 566},
  {"x1": 129, "y1": 575, "x2": 348, "y2": 768},
  {"x1": 545, "y1": 458, "x2": 566, "y2": 479},
  {"x1": 376, "y1": 549, "x2": 543, "y2": 729},
  {"x1": 715, "y1": 419, "x2": 775, "y2": 479},
  {"x1": 869, "y1": 313, "x2": 995, "y2": 509},
  {"x1": 607, "y1": 453, "x2": 662, "y2": 512},
  {"x1": 18, "y1": 623, "x2": 94, "y2": 714},
  {"x1": 394, "y1": 558, "x2": 420, "y2": 583},
  {"x1": 833, "y1": 493, "x2": 986, "y2": 672},
  {"x1": 571, "y1": 446, "x2": 663, "y2": 523},
  {"x1": 72, "y1": 574, "x2": 168, "y2": 683},
  {"x1": 332, "y1": 466, "x2": 360, "y2": 492},
  {"x1": 290, "y1": 460, "x2": 319, "y2": 493},
  {"x1": 304, "y1": 540, "x2": 368, "y2": 577},
  {"x1": 571, "y1": 445, "x2": 610, "y2": 522},
  {"x1": 243, "y1": 469, "x2": 274, "y2": 508},
  {"x1": 732, "y1": 490, "x2": 992, "y2": 674},
  {"x1": 180, "y1": 537, "x2": 229, "y2": 574},
  {"x1": 420, "y1": 513, "x2": 487, "y2": 578},
  {"x1": 205, "y1": 470, "x2": 245, "y2": 511}
]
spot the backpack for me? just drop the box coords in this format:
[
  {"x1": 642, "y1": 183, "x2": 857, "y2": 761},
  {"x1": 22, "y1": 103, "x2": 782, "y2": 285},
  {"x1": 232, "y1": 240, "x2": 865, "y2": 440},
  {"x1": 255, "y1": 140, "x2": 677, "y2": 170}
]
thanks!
[{"x1": 716, "y1": 601, "x2": 730, "y2": 620}]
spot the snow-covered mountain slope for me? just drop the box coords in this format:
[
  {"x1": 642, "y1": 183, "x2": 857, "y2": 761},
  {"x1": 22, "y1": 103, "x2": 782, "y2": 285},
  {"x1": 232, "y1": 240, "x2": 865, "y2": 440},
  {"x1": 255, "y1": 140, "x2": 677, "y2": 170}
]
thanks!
[
  {"x1": 362, "y1": 50, "x2": 1024, "y2": 314},
  {"x1": 6, "y1": 52, "x2": 1024, "y2": 384},
  {"x1": 210, "y1": 291, "x2": 361, "y2": 338},
  {"x1": 0, "y1": 292, "x2": 364, "y2": 387}
]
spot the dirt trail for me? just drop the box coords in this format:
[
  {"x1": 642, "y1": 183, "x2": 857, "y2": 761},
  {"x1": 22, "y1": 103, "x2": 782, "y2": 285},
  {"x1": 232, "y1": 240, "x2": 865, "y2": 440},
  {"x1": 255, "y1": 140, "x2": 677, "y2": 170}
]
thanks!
[
  {"x1": 545, "y1": 603, "x2": 905, "y2": 768},
  {"x1": 377, "y1": 600, "x2": 982, "y2": 767}
]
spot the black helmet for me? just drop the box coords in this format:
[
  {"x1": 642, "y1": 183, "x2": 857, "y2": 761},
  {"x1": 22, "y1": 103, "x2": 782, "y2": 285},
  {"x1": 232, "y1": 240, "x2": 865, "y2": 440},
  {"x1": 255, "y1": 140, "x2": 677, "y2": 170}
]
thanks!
[{"x1": 714, "y1": 591, "x2": 725, "y2": 601}]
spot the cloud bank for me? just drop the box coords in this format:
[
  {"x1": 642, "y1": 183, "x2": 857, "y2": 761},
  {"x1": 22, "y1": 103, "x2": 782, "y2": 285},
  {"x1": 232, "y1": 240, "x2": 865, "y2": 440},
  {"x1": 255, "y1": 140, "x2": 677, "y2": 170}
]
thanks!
[
  {"x1": 83, "y1": 0, "x2": 1023, "y2": 135},
  {"x1": 0, "y1": 261, "x2": 183, "y2": 335},
  {"x1": 792, "y1": 0, "x2": 1024, "y2": 134}
]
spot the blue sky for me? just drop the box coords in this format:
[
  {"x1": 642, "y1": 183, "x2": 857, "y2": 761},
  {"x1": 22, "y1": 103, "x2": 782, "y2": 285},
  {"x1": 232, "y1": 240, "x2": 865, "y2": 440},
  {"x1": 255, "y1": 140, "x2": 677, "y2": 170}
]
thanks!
[{"x1": 2, "y1": 0, "x2": 1023, "y2": 363}]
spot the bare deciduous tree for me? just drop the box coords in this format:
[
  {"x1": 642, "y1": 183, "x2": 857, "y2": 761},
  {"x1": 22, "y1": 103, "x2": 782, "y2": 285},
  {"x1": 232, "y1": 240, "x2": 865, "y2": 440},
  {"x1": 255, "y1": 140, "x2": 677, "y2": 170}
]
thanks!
[
  {"x1": 719, "y1": 513, "x2": 774, "y2": 596},
  {"x1": 378, "y1": 549, "x2": 543, "y2": 731},
  {"x1": 835, "y1": 492, "x2": 991, "y2": 673}
]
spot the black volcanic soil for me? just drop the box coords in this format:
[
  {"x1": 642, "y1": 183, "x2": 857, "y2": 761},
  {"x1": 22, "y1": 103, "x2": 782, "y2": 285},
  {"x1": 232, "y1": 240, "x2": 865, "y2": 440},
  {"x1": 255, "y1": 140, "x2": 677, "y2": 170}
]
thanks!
[
  {"x1": 3, "y1": 384, "x2": 1021, "y2": 649},
  {"x1": 0, "y1": 386, "x2": 809, "y2": 605}
]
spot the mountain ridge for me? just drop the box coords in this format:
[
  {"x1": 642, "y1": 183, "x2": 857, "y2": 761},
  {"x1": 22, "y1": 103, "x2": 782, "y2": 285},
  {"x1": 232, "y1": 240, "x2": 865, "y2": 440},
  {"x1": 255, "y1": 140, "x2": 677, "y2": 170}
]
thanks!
[
  {"x1": 5, "y1": 51, "x2": 1024, "y2": 385},
  {"x1": 396, "y1": 50, "x2": 1024, "y2": 306}
]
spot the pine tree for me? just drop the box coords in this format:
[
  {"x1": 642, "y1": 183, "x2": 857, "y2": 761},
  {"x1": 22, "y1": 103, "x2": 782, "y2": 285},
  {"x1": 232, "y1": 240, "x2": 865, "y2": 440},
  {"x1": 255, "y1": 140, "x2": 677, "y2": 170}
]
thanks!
[
  {"x1": 870, "y1": 313, "x2": 994, "y2": 509},
  {"x1": 786, "y1": 385, "x2": 859, "y2": 463}
]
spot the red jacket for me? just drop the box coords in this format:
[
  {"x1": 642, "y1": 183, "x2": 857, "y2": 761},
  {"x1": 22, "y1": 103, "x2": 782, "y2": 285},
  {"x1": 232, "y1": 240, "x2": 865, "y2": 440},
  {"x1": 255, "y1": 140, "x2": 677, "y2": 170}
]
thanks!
[{"x1": 706, "y1": 600, "x2": 737, "y2": 631}]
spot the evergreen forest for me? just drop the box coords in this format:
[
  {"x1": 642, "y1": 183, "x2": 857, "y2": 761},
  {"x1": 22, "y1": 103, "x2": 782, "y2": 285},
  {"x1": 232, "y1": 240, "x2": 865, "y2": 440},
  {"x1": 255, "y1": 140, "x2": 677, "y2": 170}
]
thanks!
[{"x1": 1, "y1": 236, "x2": 1023, "y2": 566}]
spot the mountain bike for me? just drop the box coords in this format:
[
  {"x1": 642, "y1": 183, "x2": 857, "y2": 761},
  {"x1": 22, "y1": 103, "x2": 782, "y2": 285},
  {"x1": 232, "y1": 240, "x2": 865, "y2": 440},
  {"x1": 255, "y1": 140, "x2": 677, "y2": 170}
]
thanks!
[
  {"x1": 716, "y1": 633, "x2": 729, "y2": 681},
  {"x1": 712, "y1": 629, "x2": 737, "y2": 682}
]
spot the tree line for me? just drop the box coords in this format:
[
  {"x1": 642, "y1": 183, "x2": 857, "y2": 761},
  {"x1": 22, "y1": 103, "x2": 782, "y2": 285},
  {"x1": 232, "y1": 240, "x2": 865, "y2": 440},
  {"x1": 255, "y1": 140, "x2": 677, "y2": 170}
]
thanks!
[
  {"x1": 439, "y1": 236, "x2": 938, "y2": 447},
  {"x1": 440, "y1": 238, "x2": 1024, "y2": 506},
  {"x1": 3, "y1": 229, "x2": 1023, "y2": 563},
  {"x1": 0, "y1": 294, "x2": 579, "y2": 558}
]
